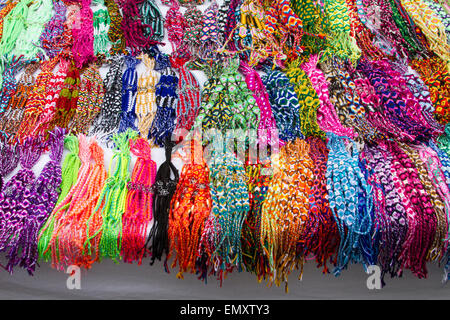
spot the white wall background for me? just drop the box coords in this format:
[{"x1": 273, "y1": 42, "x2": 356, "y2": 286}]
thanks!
[{"x1": 0, "y1": 0, "x2": 449, "y2": 299}]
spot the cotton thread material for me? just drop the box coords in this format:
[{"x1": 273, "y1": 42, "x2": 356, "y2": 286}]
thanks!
[{"x1": 122, "y1": 138, "x2": 156, "y2": 264}]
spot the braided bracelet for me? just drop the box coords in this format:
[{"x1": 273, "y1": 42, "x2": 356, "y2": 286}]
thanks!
[
  {"x1": 0, "y1": 61, "x2": 39, "y2": 138},
  {"x1": 168, "y1": 139, "x2": 212, "y2": 277},
  {"x1": 38, "y1": 134, "x2": 81, "y2": 263},
  {"x1": 362, "y1": 144, "x2": 407, "y2": 281},
  {"x1": 39, "y1": 0, "x2": 66, "y2": 59},
  {"x1": 0, "y1": 136, "x2": 44, "y2": 274},
  {"x1": 242, "y1": 162, "x2": 272, "y2": 279},
  {"x1": 122, "y1": 138, "x2": 156, "y2": 264},
  {"x1": 118, "y1": 56, "x2": 139, "y2": 133},
  {"x1": 32, "y1": 59, "x2": 70, "y2": 137},
  {"x1": 69, "y1": 63, "x2": 105, "y2": 135},
  {"x1": 90, "y1": 56, "x2": 124, "y2": 141},
  {"x1": 149, "y1": 66, "x2": 178, "y2": 147},
  {"x1": 135, "y1": 54, "x2": 159, "y2": 139},
  {"x1": 147, "y1": 138, "x2": 179, "y2": 266},
  {"x1": 326, "y1": 132, "x2": 372, "y2": 275},
  {"x1": 262, "y1": 68, "x2": 303, "y2": 143},
  {"x1": 92, "y1": 0, "x2": 111, "y2": 57},
  {"x1": 171, "y1": 53, "x2": 202, "y2": 133}
]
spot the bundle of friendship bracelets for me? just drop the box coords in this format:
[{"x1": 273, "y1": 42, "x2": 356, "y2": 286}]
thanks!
[{"x1": 0, "y1": 0, "x2": 449, "y2": 292}]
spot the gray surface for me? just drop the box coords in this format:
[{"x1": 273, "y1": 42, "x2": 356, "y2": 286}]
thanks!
[{"x1": 0, "y1": 258, "x2": 448, "y2": 299}]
